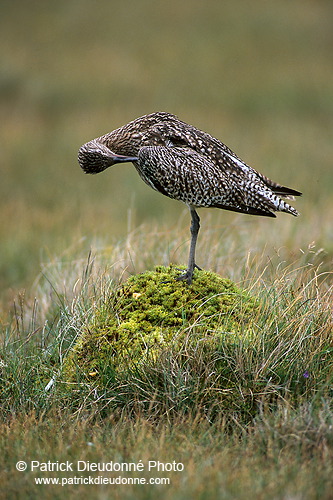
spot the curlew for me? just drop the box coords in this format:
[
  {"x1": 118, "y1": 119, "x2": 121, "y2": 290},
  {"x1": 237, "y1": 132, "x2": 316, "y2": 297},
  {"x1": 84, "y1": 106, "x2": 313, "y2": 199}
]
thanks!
[{"x1": 78, "y1": 112, "x2": 301, "y2": 284}]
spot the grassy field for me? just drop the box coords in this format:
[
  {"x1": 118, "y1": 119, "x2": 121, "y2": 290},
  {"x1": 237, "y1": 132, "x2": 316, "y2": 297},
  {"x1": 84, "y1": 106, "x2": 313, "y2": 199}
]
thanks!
[{"x1": 1, "y1": 0, "x2": 333, "y2": 498}]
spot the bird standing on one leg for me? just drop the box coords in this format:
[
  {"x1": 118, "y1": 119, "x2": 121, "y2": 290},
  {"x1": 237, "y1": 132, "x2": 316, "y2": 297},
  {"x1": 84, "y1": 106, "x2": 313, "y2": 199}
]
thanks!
[{"x1": 78, "y1": 112, "x2": 301, "y2": 284}]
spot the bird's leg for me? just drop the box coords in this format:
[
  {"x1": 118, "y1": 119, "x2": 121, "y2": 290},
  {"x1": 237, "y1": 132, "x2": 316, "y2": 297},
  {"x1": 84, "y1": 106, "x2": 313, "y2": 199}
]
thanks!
[{"x1": 176, "y1": 207, "x2": 201, "y2": 285}]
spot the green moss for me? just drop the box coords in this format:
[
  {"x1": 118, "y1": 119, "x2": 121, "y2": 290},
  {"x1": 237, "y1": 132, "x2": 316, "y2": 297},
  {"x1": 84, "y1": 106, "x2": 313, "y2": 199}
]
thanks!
[{"x1": 63, "y1": 266, "x2": 259, "y2": 384}]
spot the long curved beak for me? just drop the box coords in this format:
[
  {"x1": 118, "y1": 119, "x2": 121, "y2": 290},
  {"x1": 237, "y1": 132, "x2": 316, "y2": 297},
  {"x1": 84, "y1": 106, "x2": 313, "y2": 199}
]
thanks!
[{"x1": 112, "y1": 154, "x2": 138, "y2": 163}]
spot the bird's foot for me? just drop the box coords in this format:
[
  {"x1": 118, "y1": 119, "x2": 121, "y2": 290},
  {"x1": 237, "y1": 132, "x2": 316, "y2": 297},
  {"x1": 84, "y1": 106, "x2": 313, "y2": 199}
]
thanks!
[
  {"x1": 175, "y1": 264, "x2": 201, "y2": 285},
  {"x1": 175, "y1": 270, "x2": 193, "y2": 285}
]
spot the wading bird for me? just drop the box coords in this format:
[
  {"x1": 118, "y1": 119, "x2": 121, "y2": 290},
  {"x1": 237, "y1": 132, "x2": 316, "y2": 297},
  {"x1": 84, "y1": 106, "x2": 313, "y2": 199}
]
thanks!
[{"x1": 78, "y1": 112, "x2": 301, "y2": 284}]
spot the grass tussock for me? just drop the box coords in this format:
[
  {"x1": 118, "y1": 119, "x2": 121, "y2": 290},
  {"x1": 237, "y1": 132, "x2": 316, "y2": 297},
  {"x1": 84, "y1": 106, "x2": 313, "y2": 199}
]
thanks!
[
  {"x1": 0, "y1": 228, "x2": 332, "y2": 498},
  {"x1": 1, "y1": 230, "x2": 331, "y2": 422},
  {"x1": 63, "y1": 266, "x2": 258, "y2": 387}
]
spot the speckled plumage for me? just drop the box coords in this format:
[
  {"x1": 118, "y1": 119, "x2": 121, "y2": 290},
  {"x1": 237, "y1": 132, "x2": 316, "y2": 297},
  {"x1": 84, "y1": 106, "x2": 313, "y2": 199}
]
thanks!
[{"x1": 78, "y1": 112, "x2": 301, "y2": 283}]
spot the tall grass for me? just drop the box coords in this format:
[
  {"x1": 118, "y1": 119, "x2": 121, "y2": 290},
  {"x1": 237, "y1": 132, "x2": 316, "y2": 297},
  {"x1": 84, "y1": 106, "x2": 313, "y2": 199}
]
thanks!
[
  {"x1": 1, "y1": 222, "x2": 332, "y2": 418},
  {"x1": 0, "y1": 228, "x2": 332, "y2": 498}
]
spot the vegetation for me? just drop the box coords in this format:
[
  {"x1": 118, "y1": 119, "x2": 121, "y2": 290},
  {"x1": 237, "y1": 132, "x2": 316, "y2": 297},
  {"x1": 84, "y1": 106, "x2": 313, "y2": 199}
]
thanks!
[
  {"x1": 1, "y1": 235, "x2": 332, "y2": 498},
  {"x1": 1, "y1": 0, "x2": 332, "y2": 498},
  {"x1": 63, "y1": 266, "x2": 258, "y2": 385}
]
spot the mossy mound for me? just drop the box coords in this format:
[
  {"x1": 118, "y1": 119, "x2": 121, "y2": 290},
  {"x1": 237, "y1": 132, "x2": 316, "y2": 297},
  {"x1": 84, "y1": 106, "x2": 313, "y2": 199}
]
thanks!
[{"x1": 63, "y1": 266, "x2": 259, "y2": 385}]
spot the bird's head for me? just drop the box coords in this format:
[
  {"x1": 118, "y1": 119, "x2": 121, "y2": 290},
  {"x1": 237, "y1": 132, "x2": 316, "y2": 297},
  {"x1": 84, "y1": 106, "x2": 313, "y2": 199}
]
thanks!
[{"x1": 78, "y1": 140, "x2": 137, "y2": 174}]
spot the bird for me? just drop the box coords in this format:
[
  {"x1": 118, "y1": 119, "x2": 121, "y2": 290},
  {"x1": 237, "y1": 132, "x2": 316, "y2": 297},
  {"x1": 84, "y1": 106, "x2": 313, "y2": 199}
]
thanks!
[{"x1": 78, "y1": 112, "x2": 301, "y2": 284}]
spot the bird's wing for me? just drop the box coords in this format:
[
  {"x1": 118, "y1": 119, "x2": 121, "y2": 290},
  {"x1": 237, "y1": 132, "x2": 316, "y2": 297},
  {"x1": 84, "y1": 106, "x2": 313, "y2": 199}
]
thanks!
[
  {"x1": 146, "y1": 121, "x2": 301, "y2": 199},
  {"x1": 137, "y1": 146, "x2": 286, "y2": 217}
]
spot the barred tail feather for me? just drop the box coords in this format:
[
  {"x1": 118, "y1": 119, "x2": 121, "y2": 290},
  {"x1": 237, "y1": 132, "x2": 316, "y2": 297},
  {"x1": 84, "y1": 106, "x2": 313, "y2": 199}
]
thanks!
[{"x1": 277, "y1": 198, "x2": 299, "y2": 217}]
